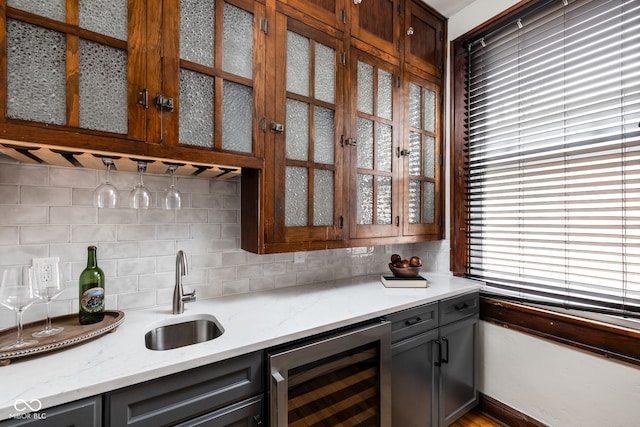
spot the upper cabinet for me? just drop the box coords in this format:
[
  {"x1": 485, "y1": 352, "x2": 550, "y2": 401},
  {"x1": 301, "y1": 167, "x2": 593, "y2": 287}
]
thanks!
[
  {"x1": 404, "y1": 1, "x2": 444, "y2": 78},
  {"x1": 0, "y1": 0, "x2": 264, "y2": 169},
  {"x1": 350, "y1": 0, "x2": 400, "y2": 62},
  {"x1": 242, "y1": 0, "x2": 445, "y2": 253},
  {"x1": 2, "y1": 0, "x2": 145, "y2": 140}
]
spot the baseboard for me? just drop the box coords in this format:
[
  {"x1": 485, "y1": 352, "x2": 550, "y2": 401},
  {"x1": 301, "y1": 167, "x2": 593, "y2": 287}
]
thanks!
[{"x1": 478, "y1": 393, "x2": 548, "y2": 427}]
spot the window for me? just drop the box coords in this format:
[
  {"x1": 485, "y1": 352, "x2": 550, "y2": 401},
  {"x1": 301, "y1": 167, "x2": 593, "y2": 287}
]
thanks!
[{"x1": 451, "y1": 0, "x2": 640, "y2": 318}]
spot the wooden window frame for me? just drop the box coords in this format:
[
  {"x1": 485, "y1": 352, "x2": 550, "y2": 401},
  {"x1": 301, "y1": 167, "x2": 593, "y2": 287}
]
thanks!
[{"x1": 451, "y1": 0, "x2": 640, "y2": 365}]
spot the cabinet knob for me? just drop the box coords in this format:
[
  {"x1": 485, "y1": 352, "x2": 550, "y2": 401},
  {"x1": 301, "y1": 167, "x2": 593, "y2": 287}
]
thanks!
[
  {"x1": 407, "y1": 27, "x2": 415, "y2": 36},
  {"x1": 354, "y1": 0, "x2": 363, "y2": 4}
]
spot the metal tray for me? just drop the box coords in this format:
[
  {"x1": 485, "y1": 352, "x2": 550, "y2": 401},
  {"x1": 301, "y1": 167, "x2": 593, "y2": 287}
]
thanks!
[{"x1": 0, "y1": 311, "x2": 124, "y2": 365}]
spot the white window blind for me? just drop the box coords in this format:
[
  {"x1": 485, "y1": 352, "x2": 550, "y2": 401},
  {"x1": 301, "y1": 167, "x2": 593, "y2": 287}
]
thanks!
[{"x1": 466, "y1": 0, "x2": 640, "y2": 317}]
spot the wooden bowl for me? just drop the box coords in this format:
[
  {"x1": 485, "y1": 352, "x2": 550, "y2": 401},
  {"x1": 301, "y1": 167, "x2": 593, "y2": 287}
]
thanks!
[{"x1": 388, "y1": 263, "x2": 422, "y2": 278}]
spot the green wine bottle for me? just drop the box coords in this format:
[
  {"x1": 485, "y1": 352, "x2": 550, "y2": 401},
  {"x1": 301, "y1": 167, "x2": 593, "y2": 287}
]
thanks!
[{"x1": 79, "y1": 245, "x2": 105, "y2": 325}]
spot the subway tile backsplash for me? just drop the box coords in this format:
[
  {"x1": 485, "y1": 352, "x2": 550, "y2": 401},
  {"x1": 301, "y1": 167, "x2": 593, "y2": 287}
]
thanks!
[{"x1": 0, "y1": 154, "x2": 451, "y2": 328}]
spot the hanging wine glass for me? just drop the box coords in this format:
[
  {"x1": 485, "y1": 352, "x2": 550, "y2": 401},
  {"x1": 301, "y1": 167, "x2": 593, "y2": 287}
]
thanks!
[
  {"x1": 162, "y1": 165, "x2": 182, "y2": 210},
  {"x1": 93, "y1": 158, "x2": 120, "y2": 209},
  {"x1": 32, "y1": 259, "x2": 65, "y2": 338},
  {"x1": 129, "y1": 161, "x2": 152, "y2": 209},
  {"x1": 0, "y1": 266, "x2": 41, "y2": 350}
]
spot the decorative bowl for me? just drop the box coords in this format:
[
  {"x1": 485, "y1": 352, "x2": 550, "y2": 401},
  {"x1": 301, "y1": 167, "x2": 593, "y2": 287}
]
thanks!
[{"x1": 388, "y1": 263, "x2": 422, "y2": 278}]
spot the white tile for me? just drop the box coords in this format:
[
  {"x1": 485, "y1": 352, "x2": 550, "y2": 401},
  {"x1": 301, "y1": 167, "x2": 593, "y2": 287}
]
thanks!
[
  {"x1": 0, "y1": 163, "x2": 48, "y2": 186},
  {"x1": 0, "y1": 205, "x2": 48, "y2": 224},
  {"x1": 50, "y1": 167, "x2": 97, "y2": 188},
  {"x1": 117, "y1": 257, "x2": 156, "y2": 276},
  {"x1": 0, "y1": 227, "x2": 19, "y2": 245},
  {"x1": 20, "y1": 225, "x2": 70, "y2": 244},
  {"x1": 71, "y1": 224, "x2": 117, "y2": 242},
  {"x1": 21, "y1": 186, "x2": 71, "y2": 205},
  {"x1": 117, "y1": 224, "x2": 156, "y2": 241},
  {"x1": 50, "y1": 207, "x2": 97, "y2": 224},
  {"x1": 117, "y1": 291, "x2": 156, "y2": 310},
  {"x1": 0, "y1": 185, "x2": 19, "y2": 204}
]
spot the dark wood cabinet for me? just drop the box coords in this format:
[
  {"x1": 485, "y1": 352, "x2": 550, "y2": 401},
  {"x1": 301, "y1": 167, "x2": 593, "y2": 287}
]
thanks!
[
  {"x1": 350, "y1": 0, "x2": 401, "y2": 62},
  {"x1": 404, "y1": 1, "x2": 445, "y2": 78}
]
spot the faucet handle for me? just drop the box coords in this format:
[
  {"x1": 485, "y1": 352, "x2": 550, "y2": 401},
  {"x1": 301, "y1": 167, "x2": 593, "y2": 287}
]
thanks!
[{"x1": 183, "y1": 289, "x2": 196, "y2": 303}]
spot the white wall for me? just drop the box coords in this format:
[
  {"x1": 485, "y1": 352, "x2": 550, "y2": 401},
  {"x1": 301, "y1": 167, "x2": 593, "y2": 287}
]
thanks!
[{"x1": 449, "y1": 2, "x2": 640, "y2": 426}]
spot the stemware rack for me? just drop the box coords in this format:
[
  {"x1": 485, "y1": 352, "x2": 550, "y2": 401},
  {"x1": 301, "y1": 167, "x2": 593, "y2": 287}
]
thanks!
[{"x1": 0, "y1": 140, "x2": 241, "y2": 180}]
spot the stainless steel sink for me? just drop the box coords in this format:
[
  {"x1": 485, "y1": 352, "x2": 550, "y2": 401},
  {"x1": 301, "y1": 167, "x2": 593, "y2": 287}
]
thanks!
[{"x1": 145, "y1": 314, "x2": 224, "y2": 351}]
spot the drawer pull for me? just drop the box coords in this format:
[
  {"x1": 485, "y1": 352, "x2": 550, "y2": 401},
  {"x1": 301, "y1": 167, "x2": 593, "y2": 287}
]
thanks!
[
  {"x1": 405, "y1": 316, "x2": 422, "y2": 326},
  {"x1": 454, "y1": 302, "x2": 469, "y2": 311}
]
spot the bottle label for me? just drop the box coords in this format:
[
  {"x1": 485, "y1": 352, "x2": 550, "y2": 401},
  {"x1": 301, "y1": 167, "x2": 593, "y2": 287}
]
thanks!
[{"x1": 80, "y1": 287, "x2": 105, "y2": 313}]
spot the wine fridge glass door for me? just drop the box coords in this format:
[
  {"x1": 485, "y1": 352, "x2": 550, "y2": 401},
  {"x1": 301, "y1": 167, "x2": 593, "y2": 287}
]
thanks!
[{"x1": 268, "y1": 321, "x2": 392, "y2": 427}]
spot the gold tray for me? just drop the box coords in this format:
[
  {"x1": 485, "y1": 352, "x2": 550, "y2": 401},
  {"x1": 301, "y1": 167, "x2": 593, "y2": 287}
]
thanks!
[{"x1": 0, "y1": 311, "x2": 124, "y2": 366}]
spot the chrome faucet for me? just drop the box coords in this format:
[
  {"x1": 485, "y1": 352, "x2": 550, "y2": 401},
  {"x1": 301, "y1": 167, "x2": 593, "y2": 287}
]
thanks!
[{"x1": 172, "y1": 250, "x2": 196, "y2": 314}]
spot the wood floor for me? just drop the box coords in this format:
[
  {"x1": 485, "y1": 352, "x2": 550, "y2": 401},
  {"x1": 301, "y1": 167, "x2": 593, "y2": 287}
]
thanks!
[{"x1": 450, "y1": 408, "x2": 506, "y2": 427}]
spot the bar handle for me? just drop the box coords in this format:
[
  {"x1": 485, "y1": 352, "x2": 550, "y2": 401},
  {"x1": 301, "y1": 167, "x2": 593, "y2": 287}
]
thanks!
[{"x1": 272, "y1": 370, "x2": 287, "y2": 427}]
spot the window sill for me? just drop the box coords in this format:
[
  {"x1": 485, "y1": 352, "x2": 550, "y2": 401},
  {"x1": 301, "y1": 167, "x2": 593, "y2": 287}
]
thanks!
[{"x1": 480, "y1": 296, "x2": 640, "y2": 367}]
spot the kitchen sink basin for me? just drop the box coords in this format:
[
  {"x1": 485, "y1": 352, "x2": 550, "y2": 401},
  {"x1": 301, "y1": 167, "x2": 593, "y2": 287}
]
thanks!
[{"x1": 145, "y1": 314, "x2": 224, "y2": 351}]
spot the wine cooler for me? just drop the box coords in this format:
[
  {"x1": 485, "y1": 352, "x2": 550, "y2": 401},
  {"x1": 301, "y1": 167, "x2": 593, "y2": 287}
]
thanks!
[{"x1": 268, "y1": 320, "x2": 392, "y2": 426}]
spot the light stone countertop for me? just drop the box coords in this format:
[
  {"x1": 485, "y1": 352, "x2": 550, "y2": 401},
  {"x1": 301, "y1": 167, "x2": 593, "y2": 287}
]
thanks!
[{"x1": 0, "y1": 273, "x2": 482, "y2": 420}]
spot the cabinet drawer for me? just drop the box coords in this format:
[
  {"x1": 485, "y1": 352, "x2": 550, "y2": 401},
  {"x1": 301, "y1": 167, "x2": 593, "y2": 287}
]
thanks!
[
  {"x1": 386, "y1": 302, "x2": 438, "y2": 342},
  {"x1": 105, "y1": 351, "x2": 263, "y2": 427},
  {"x1": 439, "y1": 292, "x2": 479, "y2": 326}
]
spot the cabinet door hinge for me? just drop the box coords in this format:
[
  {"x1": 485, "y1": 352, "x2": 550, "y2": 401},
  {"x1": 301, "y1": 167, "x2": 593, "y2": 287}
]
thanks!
[
  {"x1": 341, "y1": 9, "x2": 347, "y2": 24},
  {"x1": 396, "y1": 40, "x2": 401, "y2": 52},
  {"x1": 137, "y1": 89, "x2": 149, "y2": 109},
  {"x1": 340, "y1": 52, "x2": 347, "y2": 66},
  {"x1": 339, "y1": 216, "x2": 344, "y2": 228},
  {"x1": 260, "y1": 18, "x2": 268, "y2": 34},
  {"x1": 439, "y1": 153, "x2": 443, "y2": 165},
  {"x1": 440, "y1": 93, "x2": 444, "y2": 104},
  {"x1": 397, "y1": 3, "x2": 401, "y2": 16},
  {"x1": 395, "y1": 216, "x2": 400, "y2": 227},
  {"x1": 440, "y1": 31, "x2": 444, "y2": 41},
  {"x1": 438, "y1": 215, "x2": 442, "y2": 227},
  {"x1": 396, "y1": 76, "x2": 401, "y2": 88},
  {"x1": 259, "y1": 117, "x2": 267, "y2": 132}
]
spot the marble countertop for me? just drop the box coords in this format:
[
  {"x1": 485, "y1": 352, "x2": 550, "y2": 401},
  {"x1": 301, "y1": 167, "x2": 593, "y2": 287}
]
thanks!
[{"x1": 0, "y1": 273, "x2": 482, "y2": 420}]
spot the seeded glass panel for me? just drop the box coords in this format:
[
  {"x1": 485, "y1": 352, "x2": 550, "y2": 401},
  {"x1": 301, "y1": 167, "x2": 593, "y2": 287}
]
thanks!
[
  {"x1": 358, "y1": 174, "x2": 374, "y2": 225},
  {"x1": 7, "y1": 0, "x2": 65, "y2": 21},
  {"x1": 408, "y1": 180, "x2": 420, "y2": 224},
  {"x1": 357, "y1": 118, "x2": 374, "y2": 169},
  {"x1": 424, "y1": 89, "x2": 436, "y2": 132},
  {"x1": 286, "y1": 99, "x2": 309, "y2": 161},
  {"x1": 409, "y1": 82, "x2": 421, "y2": 128},
  {"x1": 287, "y1": 32, "x2": 309, "y2": 96},
  {"x1": 377, "y1": 123, "x2": 392, "y2": 172},
  {"x1": 222, "y1": 81, "x2": 253, "y2": 153},
  {"x1": 314, "y1": 170, "x2": 334, "y2": 226},
  {"x1": 285, "y1": 167, "x2": 308, "y2": 227},
  {"x1": 314, "y1": 107, "x2": 334, "y2": 164},
  {"x1": 180, "y1": 0, "x2": 215, "y2": 67},
  {"x1": 408, "y1": 131, "x2": 422, "y2": 176},
  {"x1": 423, "y1": 182, "x2": 435, "y2": 224},
  {"x1": 425, "y1": 136, "x2": 436, "y2": 179},
  {"x1": 378, "y1": 69, "x2": 393, "y2": 120},
  {"x1": 223, "y1": 3, "x2": 253, "y2": 79},
  {"x1": 179, "y1": 69, "x2": 214, "y2": 147},
  {"x1": 358, "y1": 62, "x2": 374, "y2": 115},
  {"x1": 80, "y1": 0, "x2": 128, "y2": 41},
  {"x1": 315, "y1": 43, "x2": 335, "y2": 104},
  {"x1": 6, "y1": 20, "x2": 66, "y2": 125},
  {"x1": 79, "y1": 39, "x2": 128, "y2": 134},
  {"x1": 377, "y1": 176, "x2": 392, "y2": 224}
]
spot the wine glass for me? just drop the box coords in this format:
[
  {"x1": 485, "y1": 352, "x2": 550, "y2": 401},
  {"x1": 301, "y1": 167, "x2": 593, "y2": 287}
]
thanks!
[
  {"x1": 93, "y1": 158, "x2": 120, "y2": 209},
  {"x1": 162, "y1": 165, "x2": 182, "y2": 210},
  {"x1": 129, "y1": 162, "x2": 151, "y2": 209},
  {"x1": 32, "y1": 259, "x2": 65, "y2": 338},
  {"x1": 0, "y1": 267, "x2": 41, "y2": 350}
]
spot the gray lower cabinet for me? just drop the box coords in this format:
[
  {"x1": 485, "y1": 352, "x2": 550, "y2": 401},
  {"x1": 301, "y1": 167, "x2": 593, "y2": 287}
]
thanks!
[
  {"x1": 0, "y1": 396, "x2": 101, "y2": 427},
  {"x1": 388, "y1": 292, "x2": 479, "y2": 427},
  {"x1": 104, "y1": 351, "x2": 264, "y2": 427}
]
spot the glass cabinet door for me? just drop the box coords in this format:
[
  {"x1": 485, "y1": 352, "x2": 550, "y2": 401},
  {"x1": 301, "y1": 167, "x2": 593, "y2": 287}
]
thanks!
[
  {"x1": 4, "y1": 0, "x2": 144, "y2": 139},
  {"x1": 349, "y1": 49, "x2": 400, "y2": 239},
  {"x1": 270, "y1": 15, "x2": 344, "y2": 245},
  {"x1": 173, "y1": 0, "x2": 264, "y2": 155},
  {"x1": 403, "y1": 74, "x2": 441, "y2": 236}
]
